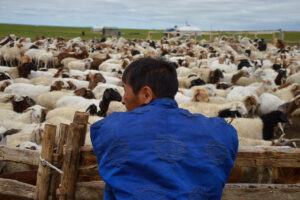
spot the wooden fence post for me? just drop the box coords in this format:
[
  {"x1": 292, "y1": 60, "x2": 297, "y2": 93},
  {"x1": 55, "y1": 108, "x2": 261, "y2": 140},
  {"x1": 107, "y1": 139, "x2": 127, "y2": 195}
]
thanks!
[
  {"x1": 35, "y1": 124, "x2": 56, "y2": 200},
  {"x1": 58, "y1": 112, "x2": 89, "y2": 200},
  {"x1": 73, "y1": 111, "x2": 89, "y2": 147},
  {"x1": 49, "y1": 124, "x2": 69, "y2": 200}
]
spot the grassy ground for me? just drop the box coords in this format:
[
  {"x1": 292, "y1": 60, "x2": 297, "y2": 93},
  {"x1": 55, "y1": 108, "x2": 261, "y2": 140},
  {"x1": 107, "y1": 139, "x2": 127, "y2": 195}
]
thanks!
[
  {"x1": 0, "y1": 23, "x2": 163, "y2": 40},
  {"x1": 0, "y1": 23, "x2": 299, "y2": 44}
]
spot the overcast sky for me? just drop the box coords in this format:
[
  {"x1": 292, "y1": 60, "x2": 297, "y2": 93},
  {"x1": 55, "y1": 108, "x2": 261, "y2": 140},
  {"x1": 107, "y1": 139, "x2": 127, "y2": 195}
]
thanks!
[{"x1": 1, "y1": 0, "x2": 299, "y2": 30}]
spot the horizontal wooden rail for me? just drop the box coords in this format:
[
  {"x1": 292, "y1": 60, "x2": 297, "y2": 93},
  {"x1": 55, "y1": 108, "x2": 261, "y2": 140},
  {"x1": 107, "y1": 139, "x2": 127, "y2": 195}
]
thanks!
[
  {"x1": 0, "y1": 145, "x2": 40, "y2": 165},
  {"x1": 235, "y1": 146, "x2": 300, "y2": 168},
  {"x1": 222, "y1": 183, "x2": 300, "y2": 200},
  {"x1": 0, "y1": 178, "x2": 35, "y2": 199},
  {"x1": 1, "y1": 178, "x2": 300, "y2": 200},
  {"x1": 2, "y1": 145, "x2": 300, "y2": 171},
  {"x1": 0, "y1": 178, "x2": 105, "y2": 200}
]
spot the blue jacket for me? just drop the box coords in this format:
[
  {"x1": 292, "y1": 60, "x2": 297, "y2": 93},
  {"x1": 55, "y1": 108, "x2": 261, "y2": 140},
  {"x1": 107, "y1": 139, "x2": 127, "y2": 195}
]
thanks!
[{"x1": 90, "y1": 98, "x2": 238, "y2": 200}]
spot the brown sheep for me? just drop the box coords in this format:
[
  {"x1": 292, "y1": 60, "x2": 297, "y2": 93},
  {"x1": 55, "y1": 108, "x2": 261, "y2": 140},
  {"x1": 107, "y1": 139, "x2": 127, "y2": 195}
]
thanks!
[
  {"x1": 57, "y1": 50, "x2": 89, "y2": 66},
  {"x1": 74, "y1": 88, "x2": 95, "y2": 99},
  {"x1": 87, "y1": 73, "x2": 106, "y2": 90}
]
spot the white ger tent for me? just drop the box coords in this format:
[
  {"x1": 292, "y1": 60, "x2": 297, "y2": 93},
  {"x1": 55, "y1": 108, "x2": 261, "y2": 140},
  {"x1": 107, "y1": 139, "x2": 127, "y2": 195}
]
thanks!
[
  {"x1": 176, "y1": 25, "x2": 201, "y2": 37},
  {"x1": 177, "y1": 25, "x2": 201, "y2": 32}
]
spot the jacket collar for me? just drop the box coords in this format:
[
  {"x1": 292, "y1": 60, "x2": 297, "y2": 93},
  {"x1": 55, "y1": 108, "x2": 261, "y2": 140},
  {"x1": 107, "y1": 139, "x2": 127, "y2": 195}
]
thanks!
[{"x1": 149, "y1": 98, "x2": 178, "y2": 108}]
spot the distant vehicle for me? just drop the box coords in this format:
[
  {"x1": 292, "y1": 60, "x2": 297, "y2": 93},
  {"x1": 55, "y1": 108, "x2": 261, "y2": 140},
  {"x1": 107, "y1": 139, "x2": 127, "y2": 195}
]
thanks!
[{"x1": 166, "y1": 28, "x2": 176, "y2": 32}]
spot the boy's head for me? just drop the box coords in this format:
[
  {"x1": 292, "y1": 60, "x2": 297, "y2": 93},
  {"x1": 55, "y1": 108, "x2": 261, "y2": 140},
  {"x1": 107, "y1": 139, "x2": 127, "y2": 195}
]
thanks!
[{"x1": 121, "y1": 57, "x2": 178, "y2": 111}]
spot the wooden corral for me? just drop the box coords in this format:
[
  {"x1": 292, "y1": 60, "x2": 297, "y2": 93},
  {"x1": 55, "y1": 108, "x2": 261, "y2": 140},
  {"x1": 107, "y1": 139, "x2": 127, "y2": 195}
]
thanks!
[{"x1": 1, "y1": 112, "x2": 300, "y2": 199}]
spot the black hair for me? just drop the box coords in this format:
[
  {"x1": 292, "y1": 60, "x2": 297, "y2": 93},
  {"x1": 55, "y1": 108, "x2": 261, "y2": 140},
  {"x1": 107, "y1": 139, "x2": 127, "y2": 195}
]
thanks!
[{"x1": 122, "y1": 57, "x2": 178, "y2": 99}]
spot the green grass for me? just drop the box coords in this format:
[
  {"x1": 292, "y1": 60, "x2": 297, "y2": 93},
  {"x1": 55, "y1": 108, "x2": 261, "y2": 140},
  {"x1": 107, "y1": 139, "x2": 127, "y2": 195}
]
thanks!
[
  {"x1": 0, "y1": 23, "x2": 299, "y2": 44},
  {"x1": 0, "y1": 23, "x2": 164, "y2": 40}
]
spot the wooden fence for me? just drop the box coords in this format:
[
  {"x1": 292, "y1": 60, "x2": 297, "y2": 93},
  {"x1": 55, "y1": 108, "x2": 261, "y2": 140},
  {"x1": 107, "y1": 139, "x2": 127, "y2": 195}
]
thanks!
[{"x1": 1, "y1": 111, "x2": 300, "y2": 199}]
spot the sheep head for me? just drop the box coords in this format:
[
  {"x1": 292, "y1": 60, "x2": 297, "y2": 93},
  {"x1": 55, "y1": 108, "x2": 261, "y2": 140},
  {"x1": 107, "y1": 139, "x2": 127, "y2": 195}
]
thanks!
[
  {"x1": 0, "y1": 80, "x2": 11, "y2": 91},
  {"x1": 11, "y1": 95, "x2": 35, "y2": 113},
  {"x1": 192, "y1": 88, "x2": 209, "y2": 102},
  {"x1": 291, "y1": 84, "x2": 300, "y2": 97},
  {"x1": 25, "y1": 105, "x2": 46, "y2": 123}
]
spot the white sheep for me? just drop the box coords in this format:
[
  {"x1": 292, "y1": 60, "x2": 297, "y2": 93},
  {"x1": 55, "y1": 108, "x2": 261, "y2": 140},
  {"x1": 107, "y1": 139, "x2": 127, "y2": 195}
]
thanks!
[
  {"x1": 17, "y1": 141, "x2": 41, "y2": 151},
  {"x1": 28, "y1": 70, "x2": 54, "y2": 79},
  {"x1": 0, "y1": 66, "x2": 19, "y2": 79},
  {"x1": 286, "y1": 72, "x2": 300, "y2": 84},
  {"x1": 13, "y1": 77, "x2": 31, "y2": 84},
  {"x1": 29, "y1": 76, "x2": 56, "y2": 86},
  {"x1": 24, "y1": 49, "x2": 41, "y2": 64},
  {"x1": 0, "y1": 102, "x2": 13, "y2": 110},
  {"x1": 37, "y1": 90, "x2": 73, "y2": 110},
  {"x1": 1, "y1": 119, "x2": 39, "y2": 147},
  {"x1": 4, "y1": 82, "x2": 50, "y2": 101},
  {"x1": 2, "y1": 46, "x2": 21, "y2": 66},
  {"x1": 227, "y1": 79, "x2": 276, "y2": 103},
  {"x1": 92, "y1": 83, "x2": 124, "y2": 99},
  {"x1": 226, "y1": 117, "x2": 263, "y2": 140},
  {"x1": 0, "y1": 105, "x2": 45, "y2": 124},
  {"x1": 98, "y1": 59, "x2": 123, "y2": 72},
  {"x1": 180, "y1": 102, "x2": 234, "y2": 117},
  {"x1": 56, "y1": 95, "x2": 100, "y2": 110},
  {"x1": 238, "y1": 137, "x2": 272, "y2": 146},
  {"x1": 61, "y1": 57, "x2": 79, "y2": 68},
  {"x1": 258, "y1": 93, "x2": 284, "y2": 115},
  {"x1": 38, "y1": 50, "x2": 55, "y2": 68},
  {"x1": 67, "y1": 58, "x2": 93, "y2": 71},
  {"x1": 272, "y1": 83, "x2": 300, "y2": 102},
  {"x1": 50, "y1": 78, "x2": 89, "y2": 90}
]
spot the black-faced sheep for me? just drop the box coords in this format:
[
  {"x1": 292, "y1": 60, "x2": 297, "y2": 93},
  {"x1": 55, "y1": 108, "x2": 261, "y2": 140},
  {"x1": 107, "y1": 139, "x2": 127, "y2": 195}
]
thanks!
[
  {"x1": 261, "y1": 110, "x2": 288, "y2": 140},
  {"x1": 87, "y1": 88, "x2": 122, "y2": 117},
  {"x1": 11, "y1": 95, "x2": 35, "y2": 113}
]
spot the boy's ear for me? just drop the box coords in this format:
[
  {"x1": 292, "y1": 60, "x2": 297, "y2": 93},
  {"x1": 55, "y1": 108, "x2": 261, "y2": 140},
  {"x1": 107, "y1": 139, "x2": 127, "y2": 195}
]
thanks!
[{"x1": 140, "y1": 85, "x2": 156, "y2": 104}]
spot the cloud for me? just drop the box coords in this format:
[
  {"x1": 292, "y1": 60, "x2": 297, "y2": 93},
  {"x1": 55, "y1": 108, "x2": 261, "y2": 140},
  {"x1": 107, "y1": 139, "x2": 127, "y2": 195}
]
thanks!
[{"x1": 0, "y1": 0, "x2": 299, "y2": 30}]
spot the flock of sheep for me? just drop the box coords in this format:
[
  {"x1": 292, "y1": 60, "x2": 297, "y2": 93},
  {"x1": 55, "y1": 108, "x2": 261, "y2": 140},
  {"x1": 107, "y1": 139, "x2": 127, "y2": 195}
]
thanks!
[{"x1": 0, "y1": 33, "x2": 300, "y2": 183}]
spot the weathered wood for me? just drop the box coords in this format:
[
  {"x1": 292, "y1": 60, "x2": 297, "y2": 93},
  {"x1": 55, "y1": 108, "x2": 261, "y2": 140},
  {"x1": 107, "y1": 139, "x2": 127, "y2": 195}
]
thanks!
[
  {"x1": 73, "y1": 111, "x2": 89, "y2": 124},
  {"x1": 0, "y1": 145, "x2": 40, "y2": 165},
  {"x1": 80, "y1": 145, "x2": 97, "y2": 166},
  {"x1": 35, "y1": 124, "x2": 57, "y2": 200},
  {"x1": 235, "y1": 146, "x2": 300, "y2": 167},
  {"x1": 74, "y1": 181, "x2": 300, "y2": 200},
  {"x1": 58, "y1": 122, "x2": 86, "y2": 200},
  {"x1": 49, "y1": 124, "x2": 69, "y2": 200},
  {"x1": 4, "y1": 145, "x2": 300, "y2": 178},
  {"x1": 78, "y1": 164, "x2": 102, "y2": 181},
  {"x1": 222, "y1": 183, "x2": 300, "y2": 200},
  {"x1": 73, "y1": 111, "x2": 89, "y2": 146},
  {"x1": 75, "y1": 181, "x2": 105, "y2": 200},
  {"x1": 0, "y1": 178, "x2": 36, "y2": 199}
]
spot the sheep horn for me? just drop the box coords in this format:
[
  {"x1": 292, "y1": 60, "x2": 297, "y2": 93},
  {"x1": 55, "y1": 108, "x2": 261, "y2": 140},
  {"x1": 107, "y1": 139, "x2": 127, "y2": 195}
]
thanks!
[
  {"x1": 277, "y1": 123, "x2": 286, "y2": 139},
  {"x1": 3, "y1": 129, "x2": 21, "y2": 137},
  {"x1": 282, "y1": 139, "x2": 300, "y2": 146},
  {"x1": 227, "y1": 118, "x2": 234, "y2": 125}
]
